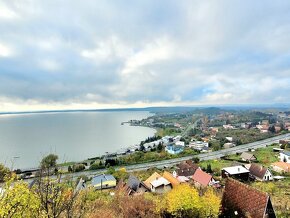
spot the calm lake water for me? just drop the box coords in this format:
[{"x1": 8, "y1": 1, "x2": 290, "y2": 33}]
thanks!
[{"x1": 0, "y1": 111, "x2": 155, "y2": 169}]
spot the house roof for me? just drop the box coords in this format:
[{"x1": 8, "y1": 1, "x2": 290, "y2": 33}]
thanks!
[
  {"x1": 271, "y1": 162, "x2": 290, "y2": 172},
  {"x1": 249, "y1": 164, "x2": 268, "y2": 180},
  {"x1": 127, "y1": 174, "x2": 141, "y2": 191},
  {"x1": 176, "y1": 176, "x2": 189, "y2": 183},
  {"x1": 222, "y1": 178, "x2": 274, "y2": 218},
  {"x1": 176, "y1": 160, "x2": 199, "y2": 177},
  {"x1": 144, "y1": 172, "x2": 162, "y2": 188},
  {"x1": 150, "y1": 177, "x2": 171, "y2": 188},
  {"x1": 91, "y1": 174, "x2": 116, "y2": 186},
  {"x1": 222, "y1": 166, "x2": 249, "y2": 175},
  {"x1": 163, "y1": 171, "x2": 180, "y2": 187},
  {"x1": 192, "y1": 169, "x2": 212, "y2": 186},
  {"x1": 116, "y1": 175, "x2": 150, "y2": 196},
  {"x1": 241, "y1": 152, "x2": 257, "y2": 161}
]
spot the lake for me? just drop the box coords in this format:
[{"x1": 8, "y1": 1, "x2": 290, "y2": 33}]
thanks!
[{"x1": 0, "y1": 111, "x2": 156, "y2": 169}]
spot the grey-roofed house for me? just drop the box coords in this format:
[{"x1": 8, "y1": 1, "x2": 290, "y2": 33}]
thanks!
[
  {"x1": 240, "y1": 152, "x2": 257, "y2": 162},
  {"x1": 127, "y1": 175, "x2": 150, "y2": 194},
  {"x1": 91, "y1": 174, "x2": 116, "y2": 190}
]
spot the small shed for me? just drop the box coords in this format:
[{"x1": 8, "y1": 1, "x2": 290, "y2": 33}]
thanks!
[{"x1": 240, "y1": 152, "x2": 257, "y2": 162}]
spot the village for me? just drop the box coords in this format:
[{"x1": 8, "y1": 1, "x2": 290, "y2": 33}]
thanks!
[{"x1": 71, "y1": 136, "x2": 290, "y2": 217}]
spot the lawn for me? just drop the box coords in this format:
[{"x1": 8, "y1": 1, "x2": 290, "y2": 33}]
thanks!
[
  {"x1": 252, "y1": 145, "x2": 280, "y2": 166},
  {"x1": 198, "y1": 159, "x2": 233, "y2": 175}
]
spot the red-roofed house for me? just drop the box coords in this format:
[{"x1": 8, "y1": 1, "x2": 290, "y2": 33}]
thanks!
[
  {"x1": 192, "y1": 169, "x2": 215, "y2": 187},
  {"x1": 221, "y1": 178, "x2": 276, "y2": 218}
]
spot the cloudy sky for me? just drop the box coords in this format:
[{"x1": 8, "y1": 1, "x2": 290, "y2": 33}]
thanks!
[{"x1": 0, "y1": 0, "x2": 290, "y2": 112}]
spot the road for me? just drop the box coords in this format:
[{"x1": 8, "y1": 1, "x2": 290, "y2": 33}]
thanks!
[{"x1": 64, "y1": 132, "x2": 290, "y2": 180}]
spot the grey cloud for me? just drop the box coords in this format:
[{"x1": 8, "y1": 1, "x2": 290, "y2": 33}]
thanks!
[{"x1": 0, "y1": 0, "x2": 290, "y2": 110}]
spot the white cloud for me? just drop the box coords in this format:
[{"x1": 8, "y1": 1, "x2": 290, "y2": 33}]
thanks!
[
  {"x1": 0, "y1": 2, "x2": 18, "y2": 19},
  {"x1": 0, "y1": 43, "x2": 13, "y2": 57},
  {"x1": 121, "y1": 37, "x2": 175, "y2": 75},
  {"x1": 81, "y1": 36, "x2": 132, "y2": 62}
]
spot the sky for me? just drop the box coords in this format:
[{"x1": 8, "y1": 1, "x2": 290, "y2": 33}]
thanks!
[{"x1": 0, "y1": 0, "x2": 290, "y2": 112}]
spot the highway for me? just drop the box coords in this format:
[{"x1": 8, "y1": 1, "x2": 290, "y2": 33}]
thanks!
[{"x1": 66, "y1": 132, "x2": 290, "y2": 179}]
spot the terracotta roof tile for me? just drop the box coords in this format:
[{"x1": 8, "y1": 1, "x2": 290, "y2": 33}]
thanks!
[
  {"x1": 271, "y1": 162, "x2": 290, "y2": 173},
  {"x1": 163, "y1": 171, "x2": 180, "y2": 188},
  {"x1": 222, "y1": 178, "x2": 274, "y2": 218},
  {"x1": 192, "y1": 169, "x2": 212, "y2": 186},
  {"x1": 249, "y1": 164, "x2": 268, "y2": 180}
]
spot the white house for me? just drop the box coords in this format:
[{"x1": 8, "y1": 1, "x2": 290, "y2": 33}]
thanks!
[
  {"x1": 175, "y1": 141, "x2": 185, "y2": 146},
  {"x1": 280, "y1": 151, "x2": 290, "y2": 163},
  {"x1": 248, "y1": 164, "x2": 273, "y2": 181},
  {"x1": 189, "y1": 141, "x2": 209, "y2": 150}
]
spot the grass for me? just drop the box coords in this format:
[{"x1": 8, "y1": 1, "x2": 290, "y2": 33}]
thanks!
[
  {"x1": 253, "y1": 145, "x2": 280, "y2": 166},
  {"x1": 199, "y1": 159, "x2": 233, "y2": 174}
]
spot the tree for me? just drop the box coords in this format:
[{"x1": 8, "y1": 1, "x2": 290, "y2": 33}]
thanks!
[
  {"x1": 74, "y1": 164, "x2": 85, "y2": 172},
  {"x1": 106, "y1": 166, "x2": 116, "y2": 175},
  {"x1": 164, "y1": 184, "x2": 201, "y2": 217},
  {"x1": 268, "y1": 125, "x2": 276, "y2": 133},
  {"x1": 139, "y1": 144, "x2": 145, "y2": 151},
  {"x1": 0, "y1": 177, "x2": 41, "y2": 217},
  {"x1": 157, "y1": 142, "x2": 163, "y2": 152},
  {"x1": 206, "y1": 164, "x2": 213, "y2": 173},
  {"x1": 0, "y1": 163, "x2": 10, "y2": 182},
  {"x1": 40, "y1": 154, "x2": 58, "y2": 170},
  {"x1": 200, "y1": 188, "x2": 221, "y2": 217},
  {"x1": 68, "y1": 165, "x2": 73, "y2": 172}
]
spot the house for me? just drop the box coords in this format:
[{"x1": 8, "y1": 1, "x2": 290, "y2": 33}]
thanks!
[
  {"x1": 274, "y1": 126, "x2": 281, "y2": 133},
  {"x1": 271, "y1": 162, "x2": 290, "y2": 173},
  {"x1": 144, "y1": 172, "x2": 172, "y2": 193},
  {"x1": 176, "y1": 160, "x2": 200, "y2": 178},
  {"x1": 223, "y1": 124, "x2": 234, "y2": 129},
  {"x1": 189, "y1": 141, "x2": 209, "y2": 151},
  {"x1": 91, "y1": 174, "x2": 116, "y2": 190},
  {"x1": 192, "y1": 169, "x2": 215, "y2": 187},
  {"x1": 256, "y1": 124, "x2": 269, "y2": 133},
  {"x1": 240, "y1": 152, "x2": 257, "y2": 162},
  {"x1": 221, "y1": 178, "x2": 276, "y2": 218},
  {"x1": 248, "y1": 164, "x2": 273, "y2": 181},
  {"x1": 162, "y1": 171, "x2": 180, "y2": 188},
  {"x1": 150, "y1": 177, "x2": 172, "y2": 193},
  {"x1": 279, "y1": 151, "x2": 290, "y2": 163},
  {"x1": 165, "y1": 144, "x2": 184, "y2": 154},
  {"x1": 223, "y1": 142, "x2": 236, "y2": 149},
  {"x1": 221, "y1": 166, "x2": 250, "y2": 181},
  {"x1": 175, "y1": 141, "x2": 185, "y2": 146},
  {"x1": 116, "y1": 175, "x2": 150, "y2": 196}
]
